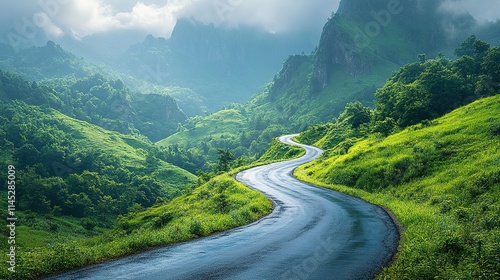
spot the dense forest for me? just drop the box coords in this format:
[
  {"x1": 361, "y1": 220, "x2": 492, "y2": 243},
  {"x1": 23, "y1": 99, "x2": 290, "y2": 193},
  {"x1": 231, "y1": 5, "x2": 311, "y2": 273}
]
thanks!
[{"x1": 0, "y1": 68, "x2": 186, "y2": 142}]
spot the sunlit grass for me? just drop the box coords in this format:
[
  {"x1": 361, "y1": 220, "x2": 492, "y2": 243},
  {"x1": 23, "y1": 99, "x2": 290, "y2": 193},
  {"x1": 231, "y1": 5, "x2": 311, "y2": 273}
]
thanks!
[
  {"x1": 296, "y1": 95, "x2": 500, "y2": 279},
  {"x1": 0, "y1": 174, "x2": 272, "y2": 279}
]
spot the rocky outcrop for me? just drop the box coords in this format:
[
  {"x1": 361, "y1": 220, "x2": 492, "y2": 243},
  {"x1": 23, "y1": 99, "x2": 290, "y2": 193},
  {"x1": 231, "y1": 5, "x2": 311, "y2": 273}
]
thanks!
[
  {"x1": 269, "y1": 54, "x2": 310, "y2": 100},
  {"x1": 311, "y1": 15, "x2": 371, "y2": 93}
]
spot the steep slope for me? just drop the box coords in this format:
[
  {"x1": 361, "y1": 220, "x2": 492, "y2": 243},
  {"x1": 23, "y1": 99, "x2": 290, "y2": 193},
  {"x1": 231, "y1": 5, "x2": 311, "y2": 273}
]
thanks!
[
  {"x1": 296, "y1": 95, "x2": 500, "y2": 278},
  {"x1": 157, "y1": 0, "x2": 495, "y2": 168},
  {"x1": 264, "y1": 0, "x2": 481, "y2": 126}
]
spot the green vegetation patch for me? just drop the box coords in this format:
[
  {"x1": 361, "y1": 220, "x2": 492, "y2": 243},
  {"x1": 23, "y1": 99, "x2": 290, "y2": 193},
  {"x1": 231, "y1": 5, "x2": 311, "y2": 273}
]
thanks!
[
  {"x1": 296, "y1": 95, "x2": 500, "y2": 279},
  {"x1": 257, "y1": 138, "x2": 305, "y2": 163},
  {"x1": 0, "y1": 174, "x2": 271, "y2": 279}
]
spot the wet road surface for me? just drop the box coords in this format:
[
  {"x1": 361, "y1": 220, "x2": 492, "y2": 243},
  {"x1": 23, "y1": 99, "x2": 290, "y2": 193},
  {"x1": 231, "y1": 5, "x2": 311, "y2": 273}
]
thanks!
[{"x1": 48, "y1": 135, "x2": 399, "y2": 280}]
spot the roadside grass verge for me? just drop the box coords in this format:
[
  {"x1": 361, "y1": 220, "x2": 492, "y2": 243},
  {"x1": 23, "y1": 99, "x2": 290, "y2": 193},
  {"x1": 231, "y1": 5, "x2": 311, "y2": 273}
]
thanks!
[
  {"x1": 295, "y1": 96, "x2": 500, "y2": 279},
  {"x1": 2, "y1": 174, "x2": 271, "y2": 280},
  {"x1": 1, "y1": 136, "x2": 303, "y2": 279}
]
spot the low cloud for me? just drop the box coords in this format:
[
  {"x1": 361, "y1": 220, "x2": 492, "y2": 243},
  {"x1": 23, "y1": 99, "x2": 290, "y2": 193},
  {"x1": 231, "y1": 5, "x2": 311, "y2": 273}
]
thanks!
[
  {"x1": 0, "y1": 0, "x2": 340, "y2": 45},
  {"x1": 4, "y1": 0, "x2": 497, "y2": 49},
  {"x1": 440, "y1": 0, "x2": 500, "y2": 23}
]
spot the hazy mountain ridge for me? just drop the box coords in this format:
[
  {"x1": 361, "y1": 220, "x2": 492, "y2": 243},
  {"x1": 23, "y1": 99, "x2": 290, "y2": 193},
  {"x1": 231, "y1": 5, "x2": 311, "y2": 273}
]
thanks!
[
  {"x1": 266, "y1": 0, "x2": 500, "y2": 121},
  {"x1": 117, "y1": 18, "x2": 317, "y2": 114},
  {"x1": 159, "y1": 0, "x2": 500, "y2": 173}
]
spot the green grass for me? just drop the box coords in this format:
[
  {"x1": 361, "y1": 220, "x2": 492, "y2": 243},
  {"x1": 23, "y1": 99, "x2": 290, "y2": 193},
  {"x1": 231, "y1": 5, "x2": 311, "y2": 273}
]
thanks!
[
  {"x1": 157, "y1": 108, "x2": 247, "y2": 149},
  {"x1": 257, "y1": 138, "x2": 305, "y2": 163},
  {"x1": 49, "y1": 109, "x2": 196, "y2": 189},
  {"x1": 295, "y1": 95, "x2": 500, "y2": 279},
  {"x1": 0, "y1": 174, "x2": 272, "y2": 280}
]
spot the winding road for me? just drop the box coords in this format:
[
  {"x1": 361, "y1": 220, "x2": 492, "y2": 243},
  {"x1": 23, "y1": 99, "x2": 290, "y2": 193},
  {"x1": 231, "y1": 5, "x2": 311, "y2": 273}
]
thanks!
[{"x1": 48, "y1": 135, "x2": 399, "y2": 280}]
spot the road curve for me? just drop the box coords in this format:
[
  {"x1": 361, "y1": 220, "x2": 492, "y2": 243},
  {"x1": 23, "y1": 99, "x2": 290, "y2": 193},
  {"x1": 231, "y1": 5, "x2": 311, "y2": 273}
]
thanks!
[{"x1": 48, "y1": 135, "x2": 399, "y2": 280}]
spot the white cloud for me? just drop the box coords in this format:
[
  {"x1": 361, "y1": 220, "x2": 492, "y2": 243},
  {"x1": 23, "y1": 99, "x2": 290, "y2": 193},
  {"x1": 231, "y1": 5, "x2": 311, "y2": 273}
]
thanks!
[
  {"x1": 440, "y1": 0, "x2": 500, "y2": 23},
  {"x1": 55, "y1": 0, "x2": 182, "y2": 37},
  {"x1": 2, "y1": 0, "x2": 500, "y2": 43},
  {"x1": 0, "y1": 0, "x2": 340, "y2": 42},
  {"x1": 178, "y1": 0, "x2": 340, "y2": 33},
  {"x1": 33, "y1": 12, "x2": 64, "y2": 38}
]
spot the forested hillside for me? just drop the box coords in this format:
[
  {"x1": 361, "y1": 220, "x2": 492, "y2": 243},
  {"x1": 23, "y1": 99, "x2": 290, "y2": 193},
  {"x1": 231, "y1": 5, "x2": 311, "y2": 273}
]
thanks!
[
  {"x1": 0, "y1": 97, "x2": 195, "y2": 223},
  {"x1": 0, "y1": 72, "x2": 198, "y2": 279},
  {"x1": 0, "y1": 70, "x2": 186, "y2": 142}
]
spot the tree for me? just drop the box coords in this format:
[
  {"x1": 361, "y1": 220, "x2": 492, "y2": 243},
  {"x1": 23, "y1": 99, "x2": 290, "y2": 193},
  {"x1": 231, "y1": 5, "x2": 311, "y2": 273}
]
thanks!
[
  {"x1": 14, "y1": 144, "x2": 41, "y2": 168},
  {"x1": 455, "y1": 35, "x2": 490, "y2": 58},
  {"x1": 338, "y1": 101, "x2": 372, "y2": 129},
  {"x1": 418, "y1": 60, "x2": 464, "y2": 116},
  {"x1": 418, "y1": 54, "x2": 426, "y2": 64},
  {"x1": 455, "y1": 35, "x2": 478, "y2": 57},
  {"x1": 217, "y1": 149, "x2": 235, "y2": 172},
  {"x1": 482, "y1": 47, "x2": 500, "y2": 92}
]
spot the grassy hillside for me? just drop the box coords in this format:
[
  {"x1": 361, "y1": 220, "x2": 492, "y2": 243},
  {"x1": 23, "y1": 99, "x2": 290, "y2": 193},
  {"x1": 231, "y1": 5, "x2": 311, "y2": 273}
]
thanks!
[
  {"x1": 295, "y1": 95, "x2": 500, "y2": 279},
  {"x1": 0, "y1": 174, "x2": 270, "y2": 279},
  {"x1": 0, "y1": 100, "x2": 197, "y2": 279},
  {"x1": 157, "y1": 108, "x2": 247, "y2": 151},
  {"x1": 156, "y1": 106, "x2": 294, "y2": 171}
]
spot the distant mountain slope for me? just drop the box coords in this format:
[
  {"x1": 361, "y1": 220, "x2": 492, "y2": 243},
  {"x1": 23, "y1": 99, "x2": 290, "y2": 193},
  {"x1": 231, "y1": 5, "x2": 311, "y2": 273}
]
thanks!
[
  {"x1": 0, "y1": 41, "x2": 106, "y2": 81},
  {"x1": 263, "y1": 0, "x2": 483, "y2": 125},
  {"x1": 117, "y1": 18, "x2": 317, "y2": 114},
  {"x1": 0, "y1": 69, "x2": 186, "y2": 141},
  {"x1": 157, "y1": 0, "x2": 500, "y2": 171}
]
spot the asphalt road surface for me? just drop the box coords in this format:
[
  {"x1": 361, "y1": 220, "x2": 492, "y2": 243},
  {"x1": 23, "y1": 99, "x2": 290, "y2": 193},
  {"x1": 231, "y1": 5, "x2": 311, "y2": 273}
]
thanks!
[{"x1": 48, "y1": 135, "x2": 399, "y2": 280}]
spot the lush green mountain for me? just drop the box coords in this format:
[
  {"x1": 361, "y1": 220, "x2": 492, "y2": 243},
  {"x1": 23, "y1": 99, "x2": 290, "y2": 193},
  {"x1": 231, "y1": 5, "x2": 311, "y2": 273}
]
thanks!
[
  {"x1": 117, "y1": 18, "x2": 316, "y2": 115},
  {"x1": 157, "y1": 0, "x2": 500, "y2": 171},
  {"x1": 0, "y1": 69, "x2": 187, "y2": 142},
  {"x1": 0, "y1": 97, "x2": 196, "y2": 248},
  {"x1": 0, "y1": 68, "x2": 199, "y2": 277},
  {"x1": 0, "y1": 104, "x2": 300, "y2": 278},
  {"x1": 295, "y1": 94, "x2": 500, "y2": 279},
  {"x1": 0, "y1": 41, "x2": 123, "y2": 82},
  {"x1": 156, "y1": 106, "x2": 289, "y2": 171},
  {"x1": 0, "y1": 40, "x2": 206, "y2": 123},
  {"x1": 1, "y1": 1, "x2": 499, "y2": 278},
  {"x1": 289, "y1": 37, "x2": 500, "y2": 278}
]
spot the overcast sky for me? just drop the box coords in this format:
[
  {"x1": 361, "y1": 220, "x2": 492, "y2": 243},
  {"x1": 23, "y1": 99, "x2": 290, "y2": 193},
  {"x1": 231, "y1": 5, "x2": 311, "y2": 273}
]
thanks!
[
  {"x1": 0, "y1": 0, "x2": 499, "y2": 46},
  {"x1": 0, "y1": 0, "x2": 340, "y2": 43}
]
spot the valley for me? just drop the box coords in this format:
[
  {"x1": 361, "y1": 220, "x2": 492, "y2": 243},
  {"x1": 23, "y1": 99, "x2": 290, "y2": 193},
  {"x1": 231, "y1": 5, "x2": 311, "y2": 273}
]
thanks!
[
  {"x1": 47, "y1": 135, "x2": 398, "y2": 280},
  {"x1": 1, "y1": 0, "x2": 499, "y2": 279}
]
